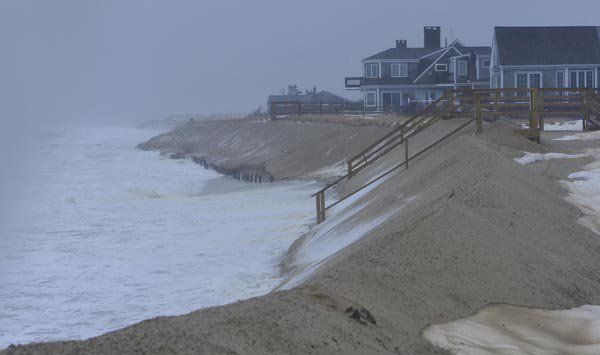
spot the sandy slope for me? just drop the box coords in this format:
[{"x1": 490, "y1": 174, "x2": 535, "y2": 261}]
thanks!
[{"x1": 5, "y1": 118, "x2": 600, "y2": 355}]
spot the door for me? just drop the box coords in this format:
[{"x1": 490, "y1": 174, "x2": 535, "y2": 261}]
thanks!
[
  {"x1": 391, "y1": 92, "x2": 402, "y2": 112},
  {"x1": 382, "y1": 93, "x2": 392, "y2": 112}
]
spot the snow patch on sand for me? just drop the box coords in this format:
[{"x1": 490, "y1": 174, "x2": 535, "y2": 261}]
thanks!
[
  {"x1": 306, "y1": 161, "x2": 347, "y2": 179},
  {"x1": 280, "y1": 174, "x2": 404, "y2": 289},
  {"x1": 514, "y1": 152, "x2": 586, "y2": 165},
  {"x1": 522, "y1": 120, "x2": 583, "y2": 131},
  {"x1": 423, "y1": 304, "x2": 600, "y2": 355},
  {"x1": 555, "y1": 130, "x2": 600, "y2": 141},
  {"x1": 562, "y1": 159, "x2": 600, "y2": 235}
]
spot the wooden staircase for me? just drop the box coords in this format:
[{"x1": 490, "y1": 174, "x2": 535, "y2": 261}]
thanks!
[{"x1": 313, "y1": 88, "x2": 600, "y2": 224}]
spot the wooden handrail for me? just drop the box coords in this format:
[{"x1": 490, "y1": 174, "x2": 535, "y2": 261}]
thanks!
[
  {"x1": 325, "y1": 118, "x2": 475, "y2": 212},
  {"x1": 312, "y1": 87, "x2": 600, "y2": 224}
]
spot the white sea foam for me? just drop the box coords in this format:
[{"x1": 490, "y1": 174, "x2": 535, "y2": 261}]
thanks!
[{"x1": 0, "y1": 124, "x2": 315, "y2": 348}]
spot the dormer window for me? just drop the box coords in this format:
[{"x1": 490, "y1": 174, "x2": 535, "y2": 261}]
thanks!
[
  {"x1": 391, "y1": 63, "x2": 408, "y2": 78},
  {"x1": 435, "y1": 64, "x2": 448, "y2": 72},
  {"x1": 365, "y1": 63, "x2": 379, "y2": 78}
]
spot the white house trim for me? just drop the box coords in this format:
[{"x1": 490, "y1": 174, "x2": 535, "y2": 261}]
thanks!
[
  {"x1": 413, "y1": 41, "x2": 463, "y2": 84},
  {"x1": 362, "y1": 59, "x2": 420, "y2": 64},
  {"x1": 501, "y1": 64, "x2": 600, "y2": 69}
]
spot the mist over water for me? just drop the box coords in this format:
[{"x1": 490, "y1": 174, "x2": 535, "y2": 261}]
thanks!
[{"x1": 0, "y1": 123, "x2": 315, "y2": 347}]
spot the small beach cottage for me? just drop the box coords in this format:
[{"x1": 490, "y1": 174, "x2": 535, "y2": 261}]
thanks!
[
  {"x1": 490, "y1": 26, "x2": 600, "y2": 89},
  {"x1": 345, "y1": 26, "x2": 491, "y2": 112}
]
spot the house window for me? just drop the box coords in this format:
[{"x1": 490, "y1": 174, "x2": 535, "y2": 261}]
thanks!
[
  {"x1": 415, "y1": 91, "x2": 442, "y2": 102},
  {"x1": 435, "y1": 64, "x2": 448, "y2": 72},
  {"x1": 516, "y1": 73, "x2": 528, "y2": 88},
  {"x1": 516, "y1": 72, "x2": 543, "y2": 88},
  {"x1": 365, "y1": 63, "x2": 379, "y2": 78},
  {"x1": 482, "y1": 60, "x2": 491, "y2": 68},
  {"x1": 365, "y1": 91, "x2": 377, "y2": 106},
  {"x1": 458, "y1": 61, "x2": 468, "y2": 76},
  {"x1": 556, "y1": 71, "x2": 565, "y2": 88},
  {"x1": 391, "y1": 63, "x2": 408, "y2": 78},
  {"x1": 529, "y1": 73, "x2": 542, "y2": 88},
  {"x1": 569, "y1": 70, "x2": 594, "y2": 88}
]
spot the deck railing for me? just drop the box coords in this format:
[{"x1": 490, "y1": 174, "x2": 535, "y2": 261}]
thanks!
[{"x1": 312, "y1": 87, "x2": 600, "y2": 224}]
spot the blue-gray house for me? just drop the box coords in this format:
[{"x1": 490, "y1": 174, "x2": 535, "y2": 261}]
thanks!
[
  {"x1": 490, "y1": 26, "x2": 600, "y2": 89},
  {"x1": 345, "y1": 26, "x2": 491, "y2": 112}
]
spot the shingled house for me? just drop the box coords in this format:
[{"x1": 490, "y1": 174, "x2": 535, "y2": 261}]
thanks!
[
  {"x1": 345, "y1": 26, "x2": 491, "y2": 112},
  {"x1": 490, "y1": 26, "x2": 600, "y2": 89}
]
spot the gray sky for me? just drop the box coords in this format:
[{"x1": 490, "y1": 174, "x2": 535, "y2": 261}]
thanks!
[{"x1": 2, "y1": 0, "x2": 600, "y2": 123}]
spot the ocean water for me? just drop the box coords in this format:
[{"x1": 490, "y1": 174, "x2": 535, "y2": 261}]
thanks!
[{"x1": 0, "y1": 124, "x2": 316, "y2": 348}]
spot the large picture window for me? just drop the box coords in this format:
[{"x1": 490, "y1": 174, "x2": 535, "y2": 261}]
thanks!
[
  {"x1": 391, "y1": 63, "x2": 408, "y2": 78},
  {"x1": 365, "y1": 63, "x2": 379, "y2": 78},
  {"x1": 570, "y1": 70, "x2": 594, "y2": 88}
]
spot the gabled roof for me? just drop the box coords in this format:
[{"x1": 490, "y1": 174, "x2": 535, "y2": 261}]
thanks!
[
  {"x1": 495, "y1": 26, "x2": 600, "y2": 66},
  {"x1": 363, "y1": 47, "x2": 439, "y2": 61}
]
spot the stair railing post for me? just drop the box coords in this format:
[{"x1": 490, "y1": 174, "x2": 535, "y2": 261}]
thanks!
[
  {"x1": 320, "y1": 191, "x2": 326, "y2": 222},
  {"x1": 475, "y1": 93, "x2": 483, "y2": 133},
  {"x1": 316, "y1": 192, "x2": 321, "y2": 224},
  {"x1": 347, "y1": 161, "x2": 353, "y2": 179},
  {"x1": 584, "y1": 89, "x2": 590, "y2": 131},
  {"x1": 404, "y1": 138, "x2": 409, "y2": 169}
]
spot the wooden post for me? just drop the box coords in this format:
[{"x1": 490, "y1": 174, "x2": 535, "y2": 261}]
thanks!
[
  {"x1": 494, "y1": 91, "x2": 500, "y2": 121},
  {"x1": 584, "y1": 90, "x2": 590, "y2": 131},
  {"x1": 529, "y1": 88, "x2": 538, "y2": 131},
  {"x1": 449, "y1": 91, "x2": 455, "y2": 118},
  {"x1": 475, "y1": 94, "x2": 483, "y2": 133},
  {"x1": 316, "y1": 193, "x2": 322, "y2": 224},
  {"x1": 404, "y1": 139, "x2": 409, "y2": 169},
  {"x1": 538, "y1": 90, "x2": 544, "y2": 132},
  {"x1": 320, "y1": 191, "x2": 326, "y2": 223},
  {"x1": 347, "y1": 161, "x2": 353, "y2": 179}
]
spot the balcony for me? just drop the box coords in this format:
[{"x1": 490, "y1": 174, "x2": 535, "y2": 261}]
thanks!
[{"x1": 345, "y1": 77, "x2": 364, "y2": 88}]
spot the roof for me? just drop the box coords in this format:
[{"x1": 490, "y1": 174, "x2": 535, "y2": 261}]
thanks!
[
  {"x1": 466, "y1": 46, "x2": 491, "y2": 56},
  {"x1": 495, "y1": 26, "x2": 600, "y2": 65},
  {"x1": 267, "y1": 95, "x2": 307, "y2": 104},
  {"x1": 363, "y1": 47, "x2": 439, "y2": 61},
  {"x1": 303, "y1": 91, "x2": 350, "y2": 103},
  {"x1": 268, "y1": 91, "x2": 352, "y2": 104}
]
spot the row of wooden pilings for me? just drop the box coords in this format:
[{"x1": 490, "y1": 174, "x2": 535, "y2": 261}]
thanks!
[{"x1": 169, "y1": 153, "x2": 274, "y2": 183}]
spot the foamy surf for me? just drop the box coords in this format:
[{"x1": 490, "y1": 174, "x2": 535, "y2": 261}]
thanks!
[{"x1": 0, "y1": 124, "x2": 316, "y2": 348}]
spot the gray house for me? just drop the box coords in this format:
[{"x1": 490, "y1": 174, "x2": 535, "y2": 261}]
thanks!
[
  {"x1": 491, "y1": 26, "x2": 600, "y2": 89},
  {"x1": 345, "y1": 26, "x2": 491, "y2": 112}
]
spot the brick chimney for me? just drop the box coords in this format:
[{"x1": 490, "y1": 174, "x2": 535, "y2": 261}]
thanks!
[
  {"x1": 424, "y1": 26, "x2": 441, "y2": 48},
  {"x1": 396, "y1": 40, "x2": 407, "y2": 49}
]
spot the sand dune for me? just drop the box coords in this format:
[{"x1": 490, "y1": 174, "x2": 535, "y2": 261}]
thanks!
[{"x1": 5, "y1": 117, "x2": 600, "y2": 355}]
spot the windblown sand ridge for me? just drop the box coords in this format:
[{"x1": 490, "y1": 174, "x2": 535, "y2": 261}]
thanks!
[{"x1": 5, "y1": 118, "x2": 600, "y2": 354}]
